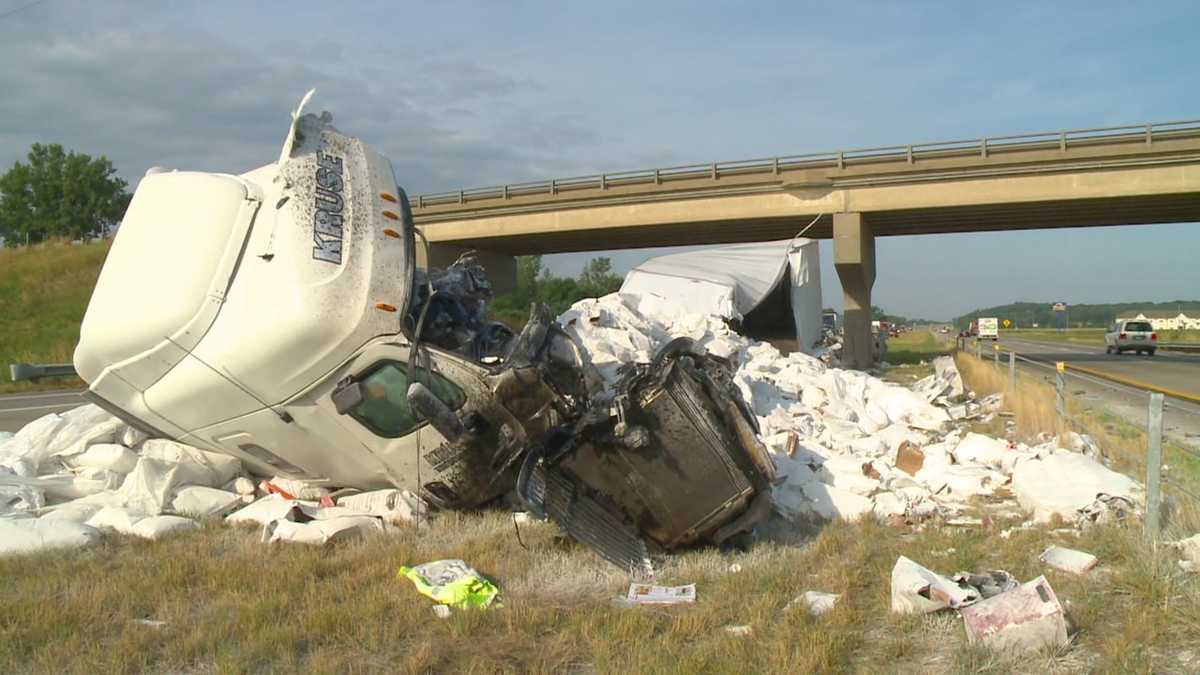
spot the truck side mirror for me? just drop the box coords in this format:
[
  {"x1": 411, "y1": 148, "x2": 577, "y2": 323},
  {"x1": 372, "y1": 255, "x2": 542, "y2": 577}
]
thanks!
[
  {"x1": 332, "y1": 378, "x2": 366, "y2": 415},
  {"x1": 407, "y1": 381, "x2": 465, "y2": 441}
]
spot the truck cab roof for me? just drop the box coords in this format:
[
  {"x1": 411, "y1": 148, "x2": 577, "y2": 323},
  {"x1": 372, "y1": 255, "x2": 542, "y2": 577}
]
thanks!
[{"x1": 75, "y1": 112, "x2": 415, "y2": 439}]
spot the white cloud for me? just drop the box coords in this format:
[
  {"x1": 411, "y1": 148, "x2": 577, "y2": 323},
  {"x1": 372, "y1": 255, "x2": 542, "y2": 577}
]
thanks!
[{"x1": 0, "y1": 3, "x2": 601, "y2": 195}]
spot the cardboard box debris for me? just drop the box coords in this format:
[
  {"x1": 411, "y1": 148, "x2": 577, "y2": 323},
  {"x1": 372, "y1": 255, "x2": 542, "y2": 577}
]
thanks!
[
  {"x1": 960, "y1": 576, "x2": 1069, "y2": 653},
  {"x1": 895, "y1": 441, "x2": 925, "y2": 476},
  {"x1": 891, "y1": 556, "x2": 980, "y2": 614}
]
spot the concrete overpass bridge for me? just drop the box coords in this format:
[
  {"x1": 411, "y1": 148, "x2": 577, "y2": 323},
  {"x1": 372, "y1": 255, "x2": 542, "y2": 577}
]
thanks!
[{"x1": 411, "y1": 119, "x2": 1200, "y2": 367}]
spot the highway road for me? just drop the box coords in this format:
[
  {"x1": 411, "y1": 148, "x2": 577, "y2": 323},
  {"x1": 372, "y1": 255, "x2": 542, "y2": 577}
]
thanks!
[
  {"x1": 0, "y1": 390, "x2": 85, "y2": 435},
  {"x1": 996, "y1": 336, "x2": 1200, "y2": 401}
]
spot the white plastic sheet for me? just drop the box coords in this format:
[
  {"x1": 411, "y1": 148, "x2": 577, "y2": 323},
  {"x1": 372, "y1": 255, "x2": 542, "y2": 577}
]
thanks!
[{"x1": 1012, "y1": 452, "x2": 1141, "y2": 522}]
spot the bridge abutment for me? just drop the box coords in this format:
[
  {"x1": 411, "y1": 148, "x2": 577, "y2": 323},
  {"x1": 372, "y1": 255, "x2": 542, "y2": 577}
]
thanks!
[{"x1": 833, "y1": 212, "x2": 876, "y2": 369}]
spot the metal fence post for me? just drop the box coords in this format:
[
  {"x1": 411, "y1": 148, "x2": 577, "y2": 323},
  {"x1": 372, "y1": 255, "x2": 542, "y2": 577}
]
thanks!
[
  {"x1": 1055, "y1": 362, "x2": 1066, "y2": 424},
  {"x1": 993, "y1": 342, "x2": 999, "y2": 366},
  {"x1": 1008, "y1": 351, "x2": 1016, "y2": 390},
  {"x1": 976, "y1": 341, "x2": 982, "y2": 359},
  {"x1": 1146, "y1": 392, "x2": 1164, "y2": 539}
]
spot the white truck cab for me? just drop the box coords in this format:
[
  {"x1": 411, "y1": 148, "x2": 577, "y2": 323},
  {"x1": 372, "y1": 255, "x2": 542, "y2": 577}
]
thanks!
[
  {"x1": 74, "y1": 99, "x2": 776, "y2": 568},
  {"x1": 75, "y1": 109, "x2": 540, "y2": 506}
]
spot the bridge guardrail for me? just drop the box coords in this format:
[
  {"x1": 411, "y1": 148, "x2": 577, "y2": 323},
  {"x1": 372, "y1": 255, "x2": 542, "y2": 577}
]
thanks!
[
  {"x1": 9, "y1": 363, "x2": 77, "y2": 383},
  {"x1": 1159, "y1": 342, "x2": 1200, "y2": 353},
  {"x1": 954, "y1": 337, "x2": 1200, "y2": 540},
  {"x1": 413, "y1": 118, "x2": 1200, "y2": 208}
]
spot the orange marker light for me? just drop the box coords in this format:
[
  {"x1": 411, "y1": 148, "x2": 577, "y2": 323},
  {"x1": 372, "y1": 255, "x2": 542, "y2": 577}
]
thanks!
[
  {"x1": 380, "y1": 192, "x2": 398, "y2": 203},
  {"x1": 383, "y1": 228, "x2": 401, "y2": 238},
  {"x1": 375, "y1": 303, "x2": 397, "y2": 312},
  {"x1": 382, "y1": 210, "x2": 399, "y2": 220}
]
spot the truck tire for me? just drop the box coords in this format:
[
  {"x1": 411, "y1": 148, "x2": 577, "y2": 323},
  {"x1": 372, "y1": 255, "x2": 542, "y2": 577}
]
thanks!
[{"x1": 1148, "y1": 349, "x2": 1156, "y2": 357}]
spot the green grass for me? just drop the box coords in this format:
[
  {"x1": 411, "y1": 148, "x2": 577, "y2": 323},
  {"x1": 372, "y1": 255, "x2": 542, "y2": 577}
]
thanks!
[
  {"x1": 3, "y1": 508, "x2": 1198, "y2": 673},
  {"x1": 0, "y1": 241, "x2": 109, "y2": 393}
]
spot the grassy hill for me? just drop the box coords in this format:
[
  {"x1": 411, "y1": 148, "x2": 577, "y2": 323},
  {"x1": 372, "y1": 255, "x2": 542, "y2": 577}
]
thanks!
[{"x1": 0, "y1": 240, "x2": 110, "y2": 392}]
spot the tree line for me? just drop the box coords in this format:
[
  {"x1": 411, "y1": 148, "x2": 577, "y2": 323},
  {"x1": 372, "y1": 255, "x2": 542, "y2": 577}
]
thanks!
[
  {"x1": 0, "y1": 144, "x2": 130, "y2": 246},
  {"x1": 955, "y1": 300, "x2": 1200, "y2": 329},
  {"x1": 490, "y1": 255, "x2": 623, "y2": 321}
]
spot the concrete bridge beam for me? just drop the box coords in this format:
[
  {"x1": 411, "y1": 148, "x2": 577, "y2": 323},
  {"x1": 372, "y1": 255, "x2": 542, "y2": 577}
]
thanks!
[{"x1": 833, "y1": 212, "x2": 876, "y2": 370}]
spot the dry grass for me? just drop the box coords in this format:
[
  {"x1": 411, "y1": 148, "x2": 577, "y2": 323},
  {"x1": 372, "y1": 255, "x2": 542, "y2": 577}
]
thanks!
[
  {"x1": 3, "y1": 504, "x2": 1199, "y2": 673},
  {"x1": 954, "y1": 352, "x2": 1060, "y2": 439},
  {"x1": 0, "y1": 241, "x2": 110, "y2": 393}
]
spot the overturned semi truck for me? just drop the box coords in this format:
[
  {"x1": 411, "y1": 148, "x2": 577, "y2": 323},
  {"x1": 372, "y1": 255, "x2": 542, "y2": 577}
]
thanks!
[{"x1": 73, "y1": 96, "x2": 776, "y2": 570}]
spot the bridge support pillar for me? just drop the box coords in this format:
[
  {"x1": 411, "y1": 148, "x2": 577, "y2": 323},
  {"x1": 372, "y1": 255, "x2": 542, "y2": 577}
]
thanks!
[
  {"x1": 834, "y1": 212, "x2": 876, "y2": 370},
  {"x1": 416, "y1": 243, "x2": 517, "y2": 296}
]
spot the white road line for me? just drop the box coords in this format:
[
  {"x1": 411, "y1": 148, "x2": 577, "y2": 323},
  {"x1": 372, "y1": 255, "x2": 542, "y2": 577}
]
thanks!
[{"x1": 0, "y1": 402, "x2": 81, "y2": 414}]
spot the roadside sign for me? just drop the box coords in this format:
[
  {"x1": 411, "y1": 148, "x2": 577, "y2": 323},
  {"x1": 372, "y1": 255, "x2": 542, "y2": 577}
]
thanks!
[{"x1": 1002, "y1": 319, "x2": 1011, "y2": 328}]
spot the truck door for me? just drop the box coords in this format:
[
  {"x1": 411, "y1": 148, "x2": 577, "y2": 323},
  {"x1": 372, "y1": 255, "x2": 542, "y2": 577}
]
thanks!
[{"x1": 321, "y1": 341, "x2": 509, "y2": 506}]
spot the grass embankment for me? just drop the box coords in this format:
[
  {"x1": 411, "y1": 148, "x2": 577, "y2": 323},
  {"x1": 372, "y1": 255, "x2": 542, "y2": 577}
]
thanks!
[
  {"x1": 882, "y1": 330, "x2": 952, "y2": 384},
  {"x1": 955, "y1": 351, "x2": 1200, "y2": 528},
  {"x1": 3, "y1": 509, "x2": 1198, "y2": 673},
  {"x1": 0, "y1": 241, "x2": 109, "y2": 393},
  {"x1": 1005, "y1": 328, "x2": 1200, "y2": 346}
]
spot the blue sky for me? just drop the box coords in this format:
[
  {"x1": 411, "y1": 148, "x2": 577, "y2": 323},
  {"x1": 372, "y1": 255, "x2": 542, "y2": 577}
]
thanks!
[{"x1": 1, "y1": 0, "x2": 1197, "y2": 319}]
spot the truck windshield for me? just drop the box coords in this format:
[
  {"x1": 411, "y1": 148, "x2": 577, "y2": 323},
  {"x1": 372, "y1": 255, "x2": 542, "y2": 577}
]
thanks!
[
  {"x1": 348, "y1": 361, "x2": 465, "y2": 438},
  {"x1": 1124, "y1": 322, "x2": 1153, "y2": 332}
]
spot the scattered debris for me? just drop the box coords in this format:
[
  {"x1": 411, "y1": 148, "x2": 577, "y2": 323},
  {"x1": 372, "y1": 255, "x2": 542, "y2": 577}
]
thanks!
[
  {"x1": 952, "y1": 570, "x2": 1019, "y2": 599},
  {"x1": 1012, "y1": 453, "x2": 1142, "y2": 523},
  {"x1": 625, "y1": 583, "x2": 697, "y2": 606},
  {"x1": 263, "y1": 516, "x2": 383, "y2": 545},
  {"x1": 786, "y1": 591, "x2": 840, "y2": 616},
  {"x1": 960, "y1": 576, "x2": 1070, "y2": 653},
  {"x1": 723, "y1": 624, "x2": 753, "y2": 636},
  {"x1": 1039, "y1": 546, "x2": 1099, "y2": 574},
  {"x1": 171, "y1": 486, "x2": 242, "y2": 519},
  {"x1": 398, "y1": 560, "x2": 500, "y2": 610},
  {"x1": 431, "y1": 605, "x2": 452, "y2": 619},
  {"x1": 891, "y1": 556, "x2": 979, "y2": 614},
  {"x1": 895, "y1": 441, "x2": 925, "y2": 476},
  {"x1": 1169, "y1": 533, "x2": 1200, "y2": 569},
  {"x1": 132, "y1": 619, "x2": 168, "y2": 629},
  {"x1": 1075, "y1": 494, "x2": 1139, "y2": 528},
  {"x1": 0, "y1": 518, "x2": 102, "y2": 555},
  {"x1": 335, "y1": 489, "x2": 426, "y2": 525},
  {"x1": 945, "y1": 516, "x2": 984, "y2": 528}
]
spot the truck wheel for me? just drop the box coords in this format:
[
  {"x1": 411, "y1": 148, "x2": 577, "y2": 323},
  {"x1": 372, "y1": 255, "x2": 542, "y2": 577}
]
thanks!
[
  {"x1": 1105, "y1": 345, "x2": 1112, "y2": 354},
  {"x1": 1148, "y1": 349, "x2": 1156, "y2": 357}
]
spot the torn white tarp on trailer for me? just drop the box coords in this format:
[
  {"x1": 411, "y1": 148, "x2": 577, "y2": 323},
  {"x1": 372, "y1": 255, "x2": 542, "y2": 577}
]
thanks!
[{"x1": 619, "y1": 238, "x2": 823, "y2": 353}]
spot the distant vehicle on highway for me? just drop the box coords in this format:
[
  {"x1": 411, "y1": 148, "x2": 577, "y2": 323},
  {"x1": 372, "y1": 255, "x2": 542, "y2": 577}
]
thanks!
[
  {"x1": 1105, "y1": 320, "x2": 1157, "y2": 356},
  {"x1": 979, "y1": 317, "x2": 999, "y2": 340}
]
